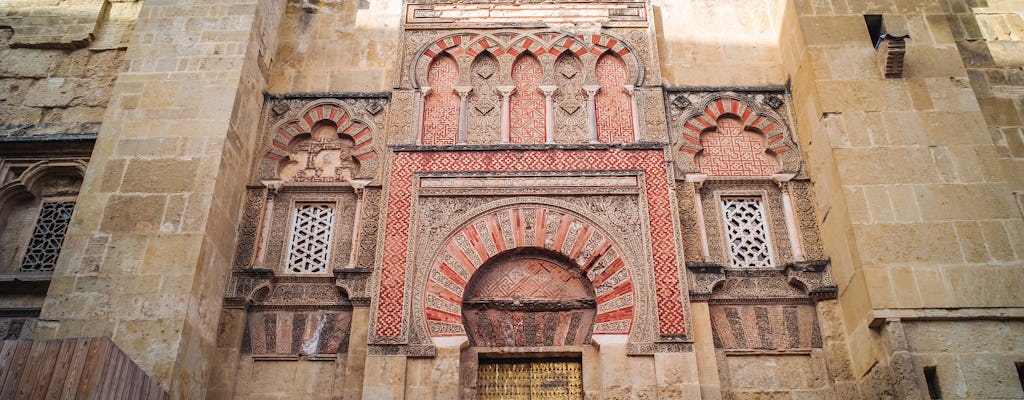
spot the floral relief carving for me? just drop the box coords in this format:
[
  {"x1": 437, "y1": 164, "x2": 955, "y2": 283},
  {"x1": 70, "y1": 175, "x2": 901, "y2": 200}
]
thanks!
[
  {"x1": 467, "y1": 51, "x2": 501, "y2": 143},
  {"x1": 553, "y1": 51, "x2": 587, "y2": 142}
]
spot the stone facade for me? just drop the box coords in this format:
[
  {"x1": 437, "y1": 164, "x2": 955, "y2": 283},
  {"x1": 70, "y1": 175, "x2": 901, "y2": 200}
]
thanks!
[{"x1": 0, "y1": 0, "x2": 1021, "y2": 399}]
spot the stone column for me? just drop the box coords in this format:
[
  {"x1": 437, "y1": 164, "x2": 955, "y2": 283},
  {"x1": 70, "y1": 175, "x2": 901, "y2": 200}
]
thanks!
[
  {"x1": 430, "y1": 336, "x2": 468, "y2": 399},
  {"x1": 497, "y1": 86, "x2": 516, "y2": 144},
  {"x1": 256, "y1": 179, "x2": 282, "y2": 267},
  {"x1": 415, "y1": 86, "x2": 431, "y2": 145},
  {"x1": 690, "y1": 302, "x2": 722, "y2": 400},
  {"x1": 773, "y1": 173, "x2": 804, "y2": 261},
  {"x1": 453, "y1": 86, "x2": 473, "y2": 145},
  {"x1": 345, "y1": 179, "x2": 370, "y2": 269},
  {"x1": 686, "y1": 174, "x2": 711, "y2": 262},
  {"x1": 35, "y1": 1, "x2": 287, "y2": 398},
  {"x1": 624, "y1": 84, "x2": 641, "y2": 143},
  {"x1": 342, "y1": 306, "x2": 370, "y2": 400},
  {"x1": 583, "y1": 85, "x2": 601, "y2": 143},
  {"x1": 539, "y1": 85, "x2": 558, "y2": 143}
]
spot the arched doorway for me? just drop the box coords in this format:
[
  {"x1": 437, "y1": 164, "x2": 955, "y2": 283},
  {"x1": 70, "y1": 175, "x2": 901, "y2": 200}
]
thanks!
[
  {"x1": 463, "y1": 249, "x2": 592, "y2": 399},
  {"x1": 462, "y1": 249, "x2": 596, "y2": 347}
]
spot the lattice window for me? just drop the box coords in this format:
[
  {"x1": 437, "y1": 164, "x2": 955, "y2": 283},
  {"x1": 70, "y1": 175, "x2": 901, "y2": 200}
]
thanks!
[
  {"x1": 19, "y1": 201, "x2": 75, "y2": 272},
  {"x1": 285, "y1": 204, "x2": 335, "y2": 274},
  {"x1": 721, "y1": 196, "x2": 774, "y2": 268}
]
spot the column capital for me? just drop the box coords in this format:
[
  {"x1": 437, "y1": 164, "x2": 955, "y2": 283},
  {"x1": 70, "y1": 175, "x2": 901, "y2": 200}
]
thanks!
[
  {"x1": 582, "y1": 85, "x2": 601, "y2": 96},
  {"x1": 772, "y1": 173, "x2": 797, "y2": 188},
  {"x1": 452, "y1": 85, "x2": 473, "y2": 98},
  {"x1": 420, "y1": 85, "x2": 432, "y2": 96},
  {"x1": 623, "y1": 84, "x2": 635, "y2": 95},
  {"x1": 496, "y1": 86, "x2": 516, "y2": 97},
  {"x1": 260, "y1": 179, "x2": 284, "y2": 192},
  {"x1": 539, "y1": 85, "x2": 559, "y2": 96}
]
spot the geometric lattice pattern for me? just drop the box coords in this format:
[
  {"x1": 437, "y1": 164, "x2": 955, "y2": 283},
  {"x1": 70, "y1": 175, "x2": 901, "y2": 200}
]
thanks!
[
  {"x1": 462, "y1": 256, "x2": 596, "y2": 347},
  {"x1": 595, "y1": 52, "x2": 634, "y2": 143},
  {"x1": 19, "y1": 201, "x2": 75, "y2": 272},
  {"x1": 477, "y1": 358, "x2": 583, "y2": 400},
  {"x1": 509, "y1": 54, "x2": 546, "y2": 144},
  {"x1": 468, "y1": 257, "x2": 588, "y2": 300},
  {"x1": 285, "y1": 204, "x2": 335, "y2": 274},
  {"x1": 698, "y1": 117, "x2": 779, "y2": 176},
  {"x1": 721, "y1": 197, "x2": 773, "y2": 268},
  {"x1": 422, "y1": 54, "x2": 460, "y2": 145},
  {"x1": 380, "y1": 149, "x2": 685, "y2": 339}
]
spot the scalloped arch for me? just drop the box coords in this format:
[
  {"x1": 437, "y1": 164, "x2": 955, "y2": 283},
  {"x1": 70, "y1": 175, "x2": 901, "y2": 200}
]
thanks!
[
  {"x1": 413, "y1": 31, "x2": 643, "y2": 88},
  {"x1": 677, "y1": 96, "x2": 794, "y2": 173},
  {"x1": 259, "y1": 100, "x2": 378, "y2": 180},
  {"x1": 422, "y1": 204, "x2": 635, "y2": 338}
]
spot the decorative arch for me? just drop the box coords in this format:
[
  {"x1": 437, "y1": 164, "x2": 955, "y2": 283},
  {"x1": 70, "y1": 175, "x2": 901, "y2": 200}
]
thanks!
[
  {"x1": 595, "y1": 51, "x2": 634, "y2": 143},
  {"x1": 553, "y1": 50, "x2": 586, "y2": 140},
  {"x1": 423, "y1": 205, "x2": 635, "y2": 339},
  {"x1": 0, "y1": 159, "x2": 87, "y2": 211},
  {"x1": 0, "y1": 159, "x2": 86, "y2": 274},
  {"x1": 260, "y1": 101, "x2": 377, "y2": 182},
  {"x1": 678, "y1": 96, "x2": 792, "y2": 176},
  {"x1": 422, "y1": 53, "x2": 461, "y2": 145},
  {"x1": 462, "y1": 249, "x2": 596, "y2": 347},
  {"x1": 509, "y1": 53, "x2": 546, "y2": 144},
  {"x1": 412, "y1": 31, "x2": 644, "y2": 89},
  {"x1": 467, "y1": 51, "x2": 501, "y2": 142}
]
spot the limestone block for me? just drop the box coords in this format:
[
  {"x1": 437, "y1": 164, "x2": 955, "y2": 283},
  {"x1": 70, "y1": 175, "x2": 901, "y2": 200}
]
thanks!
[
  {"x1": 800, "y1": 16, "x2": 872, "y2": 47},
  {"x1": 903, "y1": 45, "x2": 969, "y2": 78},
  {"x1": 912, "y1": 266, "x2": 954, "y2": 307},
  {"x1": 978, "y1": 97, "x2": 1023, "y2": 126},
  {"x1": 853, "y1": 222, "x2": 963, "y2": 265},
  {"x1": 121, "y1": 158, "x2": 200, "y2": 193},
  {"x1": 0, "y1": 104, "x2": 42, "y2": 123},
  {"x1": 0, "y1": 49, "x2": 62, "y2": 78},
  {"x1": 833, "y1": 148, "x2": 940, "y2": 185},
  {"x1": 726, "y1": 354, "x2": 823, "y2": 390},
  {"x1": 654, "y1": 353, "x2": 695, "y2": 389},
  {"x1": 862, "y1": 186, "x2": 895, "y2": 222},
  {"x1": 362, "y1": 354, "x2": 407, "y2": 400},
  {"x1": 863, "y1": 266, "x2": 897, "y2": 308},
  {"x1": 915, "y1": 183, "x2": 1018, "y2": 220}
]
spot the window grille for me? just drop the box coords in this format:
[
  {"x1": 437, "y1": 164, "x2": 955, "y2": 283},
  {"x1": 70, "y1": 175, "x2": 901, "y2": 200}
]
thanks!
[
  {"x1": 20, "y1": 201, "x2": 75, "y2": 272},
  {"x1": 721, "y1": 196, "x2": 774, "y2": 268},
  {"x1": 285, "y1": 204, "x2": 335, "y2": 274}
]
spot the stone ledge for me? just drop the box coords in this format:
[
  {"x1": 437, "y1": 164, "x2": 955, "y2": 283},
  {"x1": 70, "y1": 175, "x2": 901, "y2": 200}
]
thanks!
[
  {"x1": 391, "y1": 141, "x2": 669, "y2": 152},
  {"x1": 868, "y1": 307, "x2": 1024, "y2": 329}
]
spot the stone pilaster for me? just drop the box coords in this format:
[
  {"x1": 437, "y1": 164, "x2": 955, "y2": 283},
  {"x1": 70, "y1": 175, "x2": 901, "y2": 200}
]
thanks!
[{"x1": 35, "y1": 1, "x2": 286, "y2": 398}]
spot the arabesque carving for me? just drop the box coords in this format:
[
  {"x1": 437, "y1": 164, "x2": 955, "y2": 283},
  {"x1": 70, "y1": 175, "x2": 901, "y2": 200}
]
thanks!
[{"x1": 257, "y1": 97, "x2": 386, "y2": 184}]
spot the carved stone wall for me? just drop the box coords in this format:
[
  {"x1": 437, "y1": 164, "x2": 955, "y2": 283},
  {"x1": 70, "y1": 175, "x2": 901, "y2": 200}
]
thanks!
[
  {"x1": 256, "y1": 96, "x2": 387, "y2": 184},
  {"x1": 666, "y1": 89, "x2": 801, "y2": 177},
  {"x1": 370, "y1": 147, "x2": 692, "y2": 351}
]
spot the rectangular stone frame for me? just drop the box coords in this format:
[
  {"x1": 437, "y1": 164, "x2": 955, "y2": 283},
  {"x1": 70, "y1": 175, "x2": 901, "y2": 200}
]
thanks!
[{"x1": 369, "y1": 146, "x2": 691, "y2": 344}]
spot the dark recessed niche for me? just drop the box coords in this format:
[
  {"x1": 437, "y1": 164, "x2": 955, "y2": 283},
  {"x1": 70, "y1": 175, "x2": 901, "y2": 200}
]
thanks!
[
  {"x1": 924, "y1": 366, "x2": 942, "y2": 400},
  {"x1": 864, "y1": 14, "x2": 884, "y2": 48}
]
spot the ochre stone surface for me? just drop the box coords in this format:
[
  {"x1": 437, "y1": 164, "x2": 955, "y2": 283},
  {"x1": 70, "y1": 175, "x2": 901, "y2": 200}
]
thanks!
[{"x1": 0, "y1": 0, "x2": 1020, "y2": 399}]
